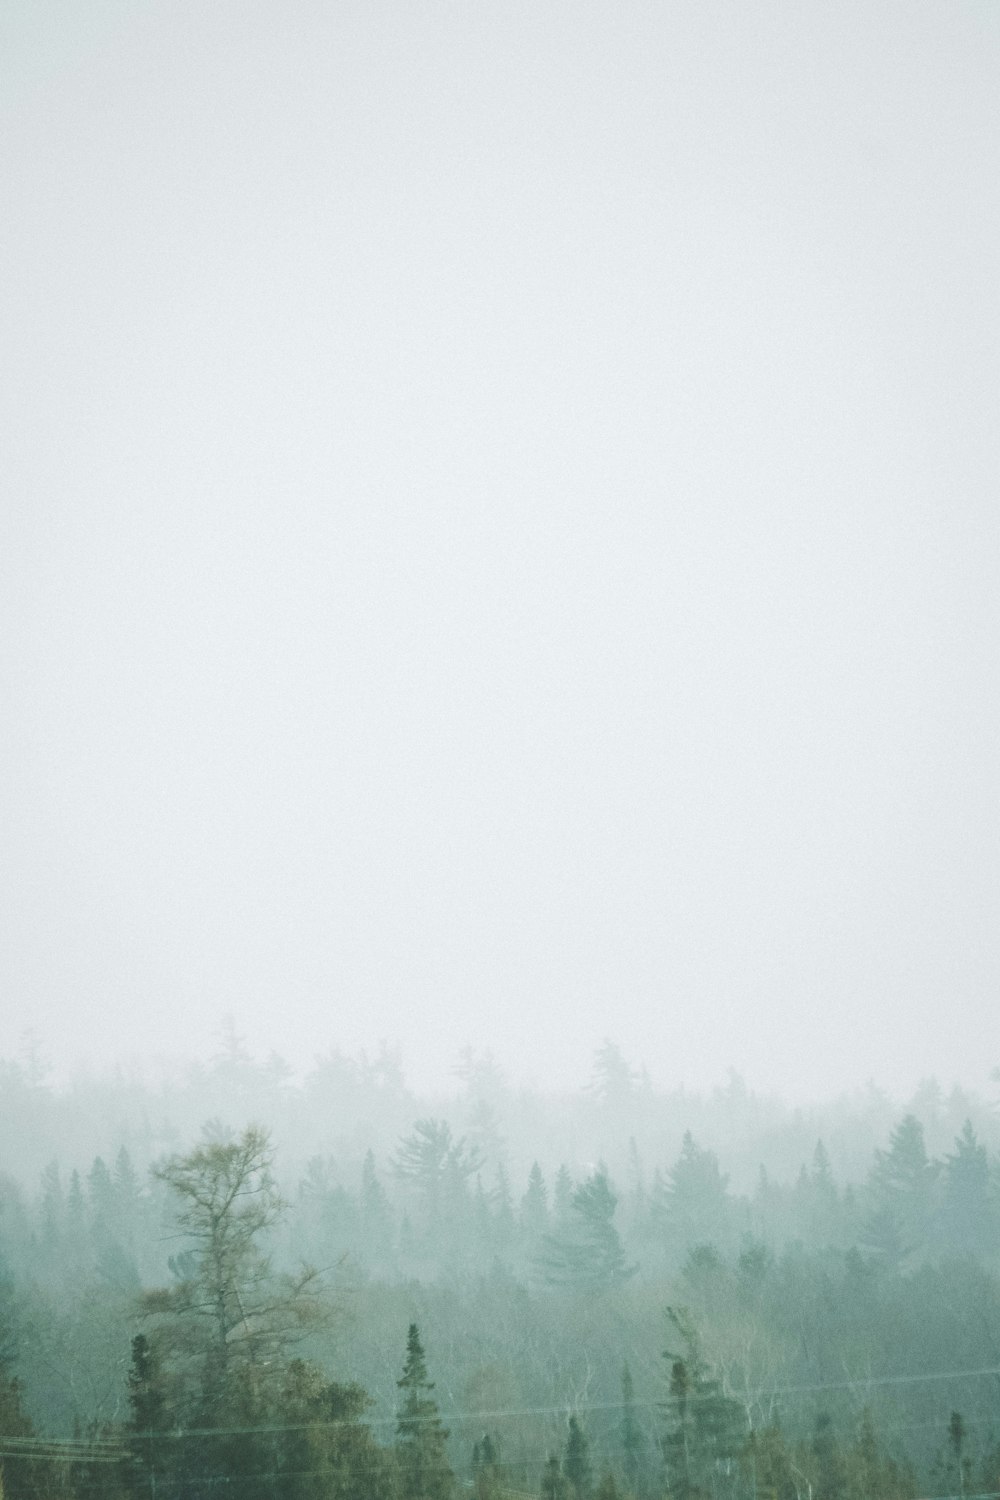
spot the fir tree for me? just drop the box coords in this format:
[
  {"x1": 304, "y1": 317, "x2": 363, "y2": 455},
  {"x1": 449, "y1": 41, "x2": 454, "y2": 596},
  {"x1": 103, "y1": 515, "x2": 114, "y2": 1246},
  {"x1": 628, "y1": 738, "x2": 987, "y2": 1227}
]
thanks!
[
  {"x1": 543, "y1": 1455, "x2": 569, "y2": 1500},
  {"x1": 537, "y1": 1170, "x2": 636, "y2": 1291},
  {"x1": 123, "y1": 1333, "x2": 169, "y2": 1498},
  {"x1": 396, "y1": 1323, "x2": 454, "y2": 1500},
  {"x1": 521, "y1": 1163, "x2": 549, "y2": 1239},
  {"x1": 620, "y1": 1363, "x2": 645, "y2": 1498},
  {"x1": 564, "y1": 1417, "x2": 592, "y2": 1500}
]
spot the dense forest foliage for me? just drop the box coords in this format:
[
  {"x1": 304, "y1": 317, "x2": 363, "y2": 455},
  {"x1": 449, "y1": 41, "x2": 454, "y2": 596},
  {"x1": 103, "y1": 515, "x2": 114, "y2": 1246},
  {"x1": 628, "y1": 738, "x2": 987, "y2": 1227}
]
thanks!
[{"x1": 2, "y1": 1037, "x2": 1000, "y2": 1498}]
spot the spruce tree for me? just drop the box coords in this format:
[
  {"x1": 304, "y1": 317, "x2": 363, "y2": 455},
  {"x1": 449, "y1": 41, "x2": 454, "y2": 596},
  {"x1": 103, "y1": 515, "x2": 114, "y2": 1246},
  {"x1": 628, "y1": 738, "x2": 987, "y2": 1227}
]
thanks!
[
  {"x1": 123, "y1": 1333, "x2": 169, "y2": 1498},
  {"x1": 620, "y1": 1363, "x2": 645, "y2": 1497},
  {"x1": 396, "y1": 1323, "x2": 454, "y2": 1500},
  {"x1": 543, "y1": 1455, "x2": 568, "y2": 1500},
  {"x1": 564, "y1": 1416, "x2": 592, "y2": 1500}
]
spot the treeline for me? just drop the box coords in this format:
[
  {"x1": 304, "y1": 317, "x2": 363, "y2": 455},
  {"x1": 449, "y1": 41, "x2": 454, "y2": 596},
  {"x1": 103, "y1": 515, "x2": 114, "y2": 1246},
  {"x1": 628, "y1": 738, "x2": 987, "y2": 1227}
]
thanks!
[
  {"x1": 4, "y1": 1124, "x2": 998, "y2": 1500},
  {"x1": 7, "y1": 1101, "x2": 1000, "y2": 1294},
  {"x1": 3, "y1": 1045, "x2": 1000, "y2": 1498}
]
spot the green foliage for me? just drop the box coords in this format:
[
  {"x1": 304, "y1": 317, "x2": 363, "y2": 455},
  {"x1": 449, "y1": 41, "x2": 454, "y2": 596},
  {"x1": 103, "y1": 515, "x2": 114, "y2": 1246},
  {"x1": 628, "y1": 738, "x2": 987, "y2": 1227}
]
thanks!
[
  {"x1": 620, "y1": 1363, "x2": 646, "y2": 1498},
  {"x1": 563, "y1": 1416, "x2": 592, "y2": 1500},
  {"x1": 146, "y1": 1125, "x2": 330, "y2": 1425},
  {"x1": 661, "y1": 1308, "x2": 744, "y2": 1500},
  {"x1": 272, "y1": 1358, "x2": 395, "y2": 1500},
  {"x1": 659, "y1": 1134, "x2": 734, "y2": 1254},
  {"x1": 537, "y1": 1170, "x2": 636, "y2": 1291},
  {"x1": 543, "y1": 1454, "x2": 569, "y2": 1500},
  {"x1": 396, "y1": 1323, "x2": 454, "y2": 1500}
]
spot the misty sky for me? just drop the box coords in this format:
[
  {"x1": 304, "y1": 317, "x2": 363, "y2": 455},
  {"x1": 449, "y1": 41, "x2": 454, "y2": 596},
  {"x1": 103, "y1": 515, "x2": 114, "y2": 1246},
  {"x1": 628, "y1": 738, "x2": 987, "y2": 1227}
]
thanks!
[{"x1": 2, "y1": 1, "x2": 998, "y2": 1099}]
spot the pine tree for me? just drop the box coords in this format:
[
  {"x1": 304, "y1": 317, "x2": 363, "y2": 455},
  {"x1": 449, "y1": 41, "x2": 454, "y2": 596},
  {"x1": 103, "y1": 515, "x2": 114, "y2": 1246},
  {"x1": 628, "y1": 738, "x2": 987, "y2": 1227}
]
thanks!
[{"x1": 396, "y1": 1323, "x2": 454, "y2": 1500}]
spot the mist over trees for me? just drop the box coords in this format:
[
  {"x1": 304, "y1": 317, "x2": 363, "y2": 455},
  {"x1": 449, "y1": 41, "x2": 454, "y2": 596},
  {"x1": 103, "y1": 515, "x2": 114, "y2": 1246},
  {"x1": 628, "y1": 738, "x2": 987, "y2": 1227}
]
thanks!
[{"x1": 2, "y1": 1039, "x2": 1000, "y2": 1498}]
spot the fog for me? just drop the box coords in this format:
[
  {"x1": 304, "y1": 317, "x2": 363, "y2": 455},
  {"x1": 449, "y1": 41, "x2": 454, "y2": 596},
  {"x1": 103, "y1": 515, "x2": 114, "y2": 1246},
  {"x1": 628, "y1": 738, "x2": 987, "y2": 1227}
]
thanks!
[{"x1": 2, "y1": 2, "x2": 998, "y2": 1101}]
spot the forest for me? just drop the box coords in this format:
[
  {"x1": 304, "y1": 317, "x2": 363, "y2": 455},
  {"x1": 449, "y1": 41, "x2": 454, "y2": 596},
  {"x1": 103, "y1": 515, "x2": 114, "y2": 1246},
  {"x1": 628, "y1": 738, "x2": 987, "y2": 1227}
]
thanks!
[{"x1": 1, "y1": 1037, "x2": 1000, "y2": 1500}]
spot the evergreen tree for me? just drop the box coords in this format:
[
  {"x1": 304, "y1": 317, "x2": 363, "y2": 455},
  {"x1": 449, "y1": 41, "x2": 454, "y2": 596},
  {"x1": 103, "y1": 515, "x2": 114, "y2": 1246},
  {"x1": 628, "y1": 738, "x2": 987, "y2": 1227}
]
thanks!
[
  {"x1": 553, "y1": 1165, "x2": 575, "y2": 1225},
  {"x1": 123, "y1": 1333, "x2": 169, "y2": 1498},
  {"x1": 868, "y1": 1115, "x2": 938, "y2": 1259},
  {"x1": 943, "y1": 1123, "x2": 993, "y2": 1254},
  {"x1": 472, "y1": 1432, "x2": 502, "y2": 1500},
  {"x1": 812, "y1": 1411, "x2": 847, "y2": 1500},
  {"x1": 537, "y1": 1170, "x2": 636, "y2": 1291},
  {"x1": 590, "y1": 1041, "x2": 637, "y2": 1109},
  {"x1": 493, "y1": 1164, "x2": 516, "y2": 1248},
  {"x1": 620, "y1": 1363, "x2": 645, "y2": 1498},
  {"x1": 742, "y1": 1425, "x2": 799, "y2": 1500},
  {"x1": 845, "y1": 1408, "x2": 916, "y2": 1500},
  {"x1": 395, "y1": 1323, "x2": 454, "y2": 1500},
  {"x1": 661, "y1": 1309, "x2": 743, "y2": 1500},
  {"x1": 949, "y1": 1412, "x2": 968, "y2": 1500},
  {"x1": 274, "y1": 1358, "x2": 395, "y2": 1500},
  {"x1": 0, "y1": 1367, "x2": 60, "y2": 1500},
  {"x1": 543, "y1": 1455, "x2": 569, "y2": 1500},
  {"x1": 564, "y1": 1416, "x2": 592, "y2": 1500},
  {"x1": 521, "y1": 1163, "x2": 549, "y2": 1239},
  {"x1": 663, "y1": 1134, "x2": 733, "y2": 1254}
]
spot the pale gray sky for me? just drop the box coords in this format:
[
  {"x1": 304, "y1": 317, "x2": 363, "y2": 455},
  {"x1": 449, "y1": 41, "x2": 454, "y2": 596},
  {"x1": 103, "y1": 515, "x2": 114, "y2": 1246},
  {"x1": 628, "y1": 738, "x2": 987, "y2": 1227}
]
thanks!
[{"x1": 2, "y1": 1, "x2": 998, "y2": 1098}]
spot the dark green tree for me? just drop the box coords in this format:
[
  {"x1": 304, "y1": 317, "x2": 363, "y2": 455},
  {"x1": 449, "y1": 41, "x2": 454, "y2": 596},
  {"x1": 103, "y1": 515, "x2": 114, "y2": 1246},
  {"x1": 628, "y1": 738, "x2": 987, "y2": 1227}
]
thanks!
[
  {"x1": 564, "y1": 1416, "x2": 592, "y2": 1500},
  {"x1": 274, "y1": 1358, "x2": 395, "y2": 1500},
  {"x1": 472, "y1": 1432, "x2": 502, "y2": 1500},
  {"x1": 949, "y1": 1412, "x2": 967, "y2": 1500},
  {"x1": 845, "y1": 1408, "x2": 916, "y2": 1500},
  {"x1": 620, "y1": 1363, "x2": 645, "y2": 1498},
  {"x1": 742, "y1": 1425, "x2": 799, "y2": 1500},
  {"x1": 122, "y1": 1333, "x2": 170, "y2": 1498},
  {"x1": 661, "y1": 1309, "x2": 743, "y2": 1500},
  {"x1": 543, "y1": 1455, "x2": 569, "y2": 1500},
  {"x1": 812, "y1": 1411, "x2": 847, "y2": 1500},
  {"x1": 395, "y1": 1323, "x2": 454, "y2": 1500},
  {"x1": 867, "y1": 1115, "x2": 938, "y2": 1260}
]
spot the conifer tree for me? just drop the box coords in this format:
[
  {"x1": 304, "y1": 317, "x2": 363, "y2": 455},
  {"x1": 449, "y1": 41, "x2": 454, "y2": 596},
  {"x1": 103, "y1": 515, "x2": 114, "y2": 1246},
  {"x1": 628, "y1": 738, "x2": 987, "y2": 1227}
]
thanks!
[
  {"x1": 543, "y1": 1455, "x2": 569, "y2": 1500},
  {"x1": 620, "y1": 1363, "x2": 645, "y2": 1497},
  {"x1": 537, "y1": 1170, "x2": 635, "y2": 1291},
  {"x1": 661, "y1": 1309, "x2": 743, "y2": 1500},
  {"x1": 395, "y1": 1323, "x2": 454, "y2": 1500},
  {"x1": 564, "y1": 1416, "x2": 592, "y2": 1500},
  {"x1": 521, "y1": 1163, "x2": 549, "y2": 1239},
  {"x1": 472, "y1": 1432, "x2": 502, "y2": 1500},
  {"x1": 123, "y1": 1333, "x2": 169, "y2": 1498},
  {"x1": 812, "y1": 1411, "x2": 847, "y2": 1500}
]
